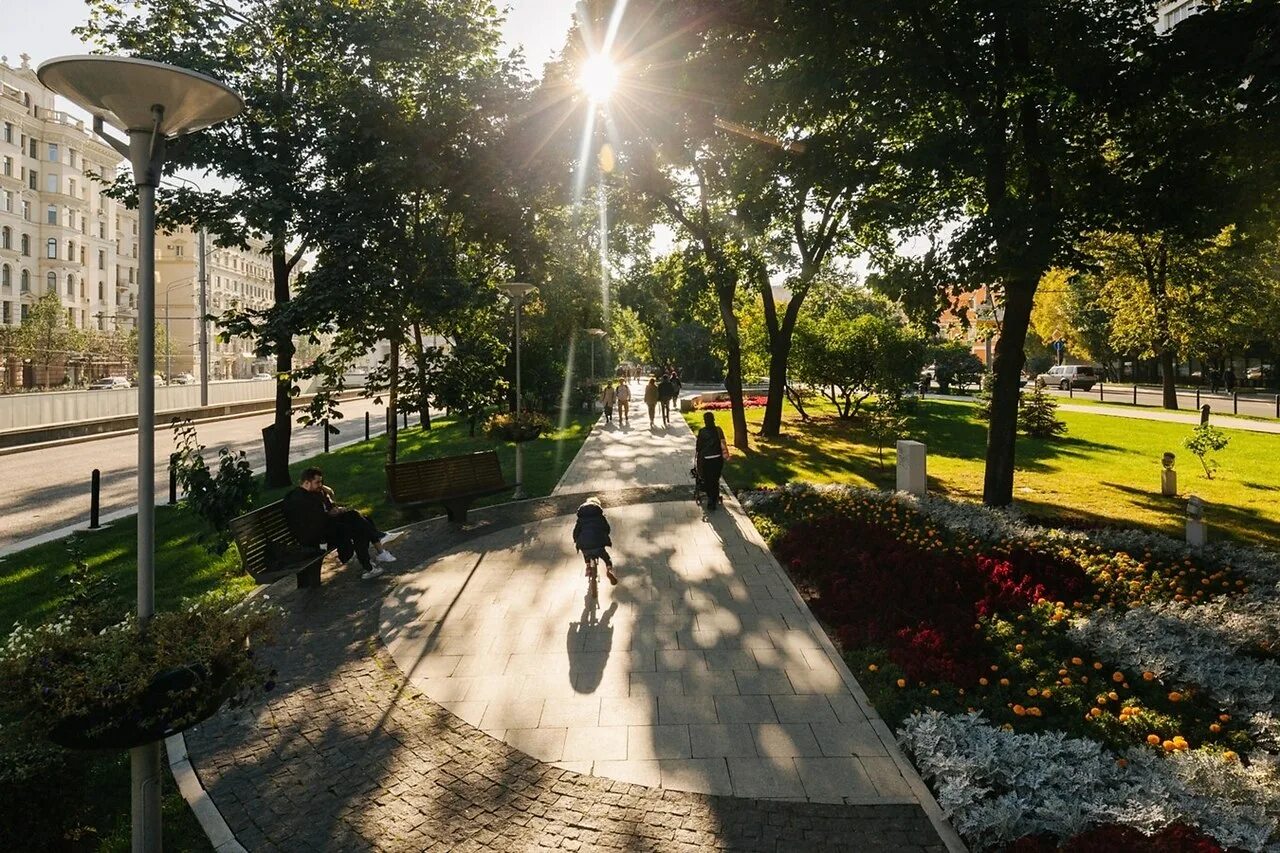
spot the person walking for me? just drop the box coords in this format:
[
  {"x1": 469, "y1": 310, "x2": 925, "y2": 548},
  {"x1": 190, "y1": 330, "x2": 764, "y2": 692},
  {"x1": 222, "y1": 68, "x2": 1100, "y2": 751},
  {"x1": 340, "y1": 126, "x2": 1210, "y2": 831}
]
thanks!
[
  {"x1": 602, "y1": 380, "x2": 616, "y2": 425},
  {"x1": 694, "y1": 411, "x2": 730, "y2": 511},
  {"x1": 657, "y1": 372, "x2": 674, "y2": 427},
  {"x1": 644, "y1": 376, "x2": 660, "y2": 426},
  {"x1": 615, "y1": 377, "x2": 631, "y2": 426},
  {"x1": 1225, "y1": 366, "x2": 1237, "y2": 393},
  {"x1": 1209, "y1": 367, "x2": 1220, "y2": 394},
  {"x1": 282, "y1": 467, "x2": 398, "y2": 580}
]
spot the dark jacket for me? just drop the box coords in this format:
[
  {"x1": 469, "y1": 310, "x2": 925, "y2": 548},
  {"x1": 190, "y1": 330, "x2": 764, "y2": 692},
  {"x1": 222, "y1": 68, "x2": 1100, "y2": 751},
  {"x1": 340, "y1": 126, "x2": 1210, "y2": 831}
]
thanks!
[
  {"x1": 657, "y1": 377, "x2": 674, "y2": 401},
  {"x1": 572, "y1": 501, "x2": 612, "y2": 551},
  {"x1": 697, "y1": 425, "x2": 726, "y2": 461},
  {"x1": 282, "y1": 487, "x2": 327, "y2": 547}
]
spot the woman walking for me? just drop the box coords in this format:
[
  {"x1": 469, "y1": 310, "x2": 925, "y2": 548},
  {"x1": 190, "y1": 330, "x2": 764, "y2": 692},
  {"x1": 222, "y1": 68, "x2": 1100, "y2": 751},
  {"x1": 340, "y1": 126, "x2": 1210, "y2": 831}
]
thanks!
[
  {"x1": 644, "y1": 376, "x2": 660, "y2": 426},
  {"x1": 694, "y1": 411, "x2": 730, "y2": 511}
]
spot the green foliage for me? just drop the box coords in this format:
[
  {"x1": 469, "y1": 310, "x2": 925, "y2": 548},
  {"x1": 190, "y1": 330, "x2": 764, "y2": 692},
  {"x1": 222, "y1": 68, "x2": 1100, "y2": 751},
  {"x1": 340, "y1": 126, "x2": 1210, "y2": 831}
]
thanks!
[
  {"x1": 485, "y1": 411, "x2": 552, "y2": 443},
  {"x1": 1184, "y1": 424, "x2": 1231, "y2": 479},
  {"x1": 170, "y1": 420, "x2": 258, "y2": 550},
  {"x1": 58, "y1": 536, "x2": 119, "y2": 631},
  {"x1": 975, "y1": 371, "x2": 996, "y2": 419},
  {"x1": 1018, "y1": 385, "x2": 1068, "y2": 439},
  {"x1": 792, "y1": 311, "x2": 925, "y2": 418},
  {"x1": 433, "y1": 325, "x2": 508, "y2": 436},
  {"x1": 929, "y1": 340, "x2": 985, "y2": 393},
  {"x1": 610, "y1": 305, "x2": 651, "y2": 367},
  {"x1": 866, "y1": 397, "x2": 909, "y2": 469}
]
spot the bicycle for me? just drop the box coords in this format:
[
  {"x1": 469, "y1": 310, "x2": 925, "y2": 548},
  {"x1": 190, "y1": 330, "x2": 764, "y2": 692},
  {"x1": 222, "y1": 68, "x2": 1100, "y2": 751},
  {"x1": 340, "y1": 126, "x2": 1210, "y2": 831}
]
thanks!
[{"x1": 584, "y1": 553, "x2": 600, "y2": 600}]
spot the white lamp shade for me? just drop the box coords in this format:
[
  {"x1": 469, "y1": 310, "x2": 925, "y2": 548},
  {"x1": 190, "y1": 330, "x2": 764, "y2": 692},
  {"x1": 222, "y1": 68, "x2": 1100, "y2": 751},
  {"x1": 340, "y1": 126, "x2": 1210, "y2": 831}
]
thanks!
[
  {"x1": 37, "y1": 55, "x2": 242, "y2": 137},
  {"x1": 499, "y1": 281, "x2": 536, "y2": 299}
]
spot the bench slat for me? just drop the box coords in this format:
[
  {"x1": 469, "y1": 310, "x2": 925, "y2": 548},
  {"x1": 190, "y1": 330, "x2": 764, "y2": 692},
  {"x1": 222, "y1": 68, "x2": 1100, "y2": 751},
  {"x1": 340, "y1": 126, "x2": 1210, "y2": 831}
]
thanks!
[
  {"x1": 229, "y1": 500, "x2": 325, "y2": 588},
  {"x1": 386, "y1": 450, "x2": 511, "y2": 522}
]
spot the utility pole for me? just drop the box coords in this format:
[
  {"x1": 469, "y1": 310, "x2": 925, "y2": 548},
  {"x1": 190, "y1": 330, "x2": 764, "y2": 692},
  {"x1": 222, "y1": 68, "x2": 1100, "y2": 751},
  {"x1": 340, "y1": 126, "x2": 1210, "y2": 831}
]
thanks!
[{"x1": 198, "y1": 228, "x2": 208, "y2": 406}]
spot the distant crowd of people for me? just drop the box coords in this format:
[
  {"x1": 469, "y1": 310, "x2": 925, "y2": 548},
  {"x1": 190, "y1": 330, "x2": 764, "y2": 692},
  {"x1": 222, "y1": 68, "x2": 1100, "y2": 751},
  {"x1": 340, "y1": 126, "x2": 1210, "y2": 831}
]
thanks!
[{"x1": 599, "y1": 363, "x2": 683, "y2": 428}]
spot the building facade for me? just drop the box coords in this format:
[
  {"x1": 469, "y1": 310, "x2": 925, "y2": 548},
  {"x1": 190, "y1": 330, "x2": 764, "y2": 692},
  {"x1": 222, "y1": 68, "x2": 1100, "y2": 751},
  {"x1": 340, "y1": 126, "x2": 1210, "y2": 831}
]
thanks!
[
  {"x1": 0, "y1": 53, "x2": 140, "y2": 386},
  {"x1": 155, "y1": 227, "x2": 280, "y2": 380}
]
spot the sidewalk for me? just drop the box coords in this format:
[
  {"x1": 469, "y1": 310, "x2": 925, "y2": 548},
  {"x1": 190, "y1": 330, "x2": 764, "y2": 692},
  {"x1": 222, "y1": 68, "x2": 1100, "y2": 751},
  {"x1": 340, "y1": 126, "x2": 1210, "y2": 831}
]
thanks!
[
  {"x1": 927, "y1": 393, "x2": 1280, "y2": 435},
  {"x1": 179, "y1": 392, "x2": 959, "y2": 852}
]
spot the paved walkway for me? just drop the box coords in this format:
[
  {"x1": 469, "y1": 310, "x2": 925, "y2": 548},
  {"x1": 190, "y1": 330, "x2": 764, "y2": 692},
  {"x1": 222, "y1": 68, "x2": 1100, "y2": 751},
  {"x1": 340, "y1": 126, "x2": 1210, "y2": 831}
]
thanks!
[{"x1": 182, "y1": 389, "x2": 959, "y2": 851}]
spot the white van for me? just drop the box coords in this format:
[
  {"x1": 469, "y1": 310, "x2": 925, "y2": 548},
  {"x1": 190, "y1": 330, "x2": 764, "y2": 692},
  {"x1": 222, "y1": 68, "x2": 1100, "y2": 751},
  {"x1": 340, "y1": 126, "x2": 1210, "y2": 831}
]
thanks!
[{"x1": 1036, "y1": 364, "x2": 1099, "y2": 391}]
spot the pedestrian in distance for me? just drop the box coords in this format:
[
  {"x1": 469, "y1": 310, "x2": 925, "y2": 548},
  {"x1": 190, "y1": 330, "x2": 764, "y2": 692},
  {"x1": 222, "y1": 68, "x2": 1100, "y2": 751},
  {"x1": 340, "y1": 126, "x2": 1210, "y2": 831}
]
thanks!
[
  {"x1": 694, "y1": 411, "x2": 730, "y2": 511},
  {"x1": 1209, "y1": 367, "x2": 1220, "y2": 394},
  {"x1": 657, "y1": 372, "x2": 674, "y2": 427},
  {"x1": 615, "y1": 377, "x2": 631, "y2": 426},
  {"x1": 282, "y1": 467, "x2": 399, "y2": 580},
  {"x1": 644, "y1": 376, "x2": 660, "y2": 426},
  {"x1": 602, "y1": 380, "x2": 616, "y2": 425},
  {"x1": 572, "y1": 496, "x2": 617, "y2": 585},
  {"x1": 1225, "y1": 366, "x2": 1237, "y2": 393}
]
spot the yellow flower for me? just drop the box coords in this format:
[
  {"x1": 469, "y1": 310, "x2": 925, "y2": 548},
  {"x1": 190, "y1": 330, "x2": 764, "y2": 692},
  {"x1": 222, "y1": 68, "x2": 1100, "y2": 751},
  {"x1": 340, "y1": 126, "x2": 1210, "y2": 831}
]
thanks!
[
  {"x1": 868, "y1": 664, "x2": 879, "y2": 672},
  {"x1": 1112, "y1": 671, "x2": 1125, "y2": 683},
  {"x1": 1013, "y1": 705, "x2": 1027, "y2": 716},
  {"x1": 1147, "y1": 734, "x2": 1161, "y2": 746},
  {"x1": 1168, "y1": 691, "x2": 1183, "y2": 703},
  {"x1": 896, "y1": 679, "x2": 906, "y2": 688}
]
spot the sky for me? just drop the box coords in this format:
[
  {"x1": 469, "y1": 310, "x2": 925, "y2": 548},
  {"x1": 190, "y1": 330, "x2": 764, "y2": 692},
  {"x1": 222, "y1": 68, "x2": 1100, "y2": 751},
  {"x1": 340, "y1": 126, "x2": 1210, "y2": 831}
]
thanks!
[{"x1": 3, "y1": 0, "x2": 580, "y2": 112}]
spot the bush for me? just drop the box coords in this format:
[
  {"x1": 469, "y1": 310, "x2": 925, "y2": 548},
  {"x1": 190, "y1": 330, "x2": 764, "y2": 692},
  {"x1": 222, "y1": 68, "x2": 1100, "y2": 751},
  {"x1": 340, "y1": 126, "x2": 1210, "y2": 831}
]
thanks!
[
  {"x1": 485, "y1": 410, "x2": 552, "y2": 443},
  {"x1": 1184, "y1": 425, "x2": 1230, "y2": 479},
  {"x1": 170, "y1": 419, "x2": 258, "y2": 551}
]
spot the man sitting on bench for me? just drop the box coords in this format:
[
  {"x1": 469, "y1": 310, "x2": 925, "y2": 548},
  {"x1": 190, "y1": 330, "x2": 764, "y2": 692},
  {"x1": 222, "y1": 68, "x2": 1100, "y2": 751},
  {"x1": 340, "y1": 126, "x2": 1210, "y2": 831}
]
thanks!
[{"x1": 283, "y1": 467, "x2": 398, "y2": 580}]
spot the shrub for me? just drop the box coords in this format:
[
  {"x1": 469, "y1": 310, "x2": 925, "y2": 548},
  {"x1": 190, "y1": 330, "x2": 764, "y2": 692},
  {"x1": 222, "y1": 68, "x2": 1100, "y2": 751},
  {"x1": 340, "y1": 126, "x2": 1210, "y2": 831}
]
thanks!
[
  {"x1": 1019, "y1": 384, "x2": 1067, "y2": 438},
  {"x1": 485, "y1": 410, "x2": 551, "y2": 443},
  {"x1": 1183, "y1": 425, "x2": 1230, "y2": 479},
  {"x1": 171, "y1": 419, "x2": 257, "y2": 551}
]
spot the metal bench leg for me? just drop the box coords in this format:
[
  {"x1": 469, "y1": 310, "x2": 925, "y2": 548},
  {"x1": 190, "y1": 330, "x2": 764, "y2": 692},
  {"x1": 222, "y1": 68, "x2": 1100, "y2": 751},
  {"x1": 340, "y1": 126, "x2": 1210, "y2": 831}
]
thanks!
[
  {"x1": 297, "y1": 561, "x2": 322, "y2": 589},
  {"x1": 442, "y1": 499, "x2": 470, "y2": 525}
]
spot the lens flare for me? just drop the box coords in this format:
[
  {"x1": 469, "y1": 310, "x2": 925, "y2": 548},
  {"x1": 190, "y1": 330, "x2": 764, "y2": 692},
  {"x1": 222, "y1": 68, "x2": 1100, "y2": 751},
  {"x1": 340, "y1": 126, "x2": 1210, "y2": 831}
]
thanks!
[{"x1": 579, "y1": 54, "x2": 618, "y2": 104}]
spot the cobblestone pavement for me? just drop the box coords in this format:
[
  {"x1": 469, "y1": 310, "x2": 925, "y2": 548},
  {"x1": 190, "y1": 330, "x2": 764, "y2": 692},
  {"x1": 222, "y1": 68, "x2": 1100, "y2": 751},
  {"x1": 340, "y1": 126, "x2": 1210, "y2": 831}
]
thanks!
[{"x1": 183, "y1": 409, "x2": 959, "y2": 851}]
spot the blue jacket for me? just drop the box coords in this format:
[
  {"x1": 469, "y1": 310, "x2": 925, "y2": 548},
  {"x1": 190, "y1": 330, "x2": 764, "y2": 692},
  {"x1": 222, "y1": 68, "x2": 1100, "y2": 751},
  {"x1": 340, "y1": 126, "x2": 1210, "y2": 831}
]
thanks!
[{"x1": 573, "y1": 502, "x2": 612, "y2": 551}]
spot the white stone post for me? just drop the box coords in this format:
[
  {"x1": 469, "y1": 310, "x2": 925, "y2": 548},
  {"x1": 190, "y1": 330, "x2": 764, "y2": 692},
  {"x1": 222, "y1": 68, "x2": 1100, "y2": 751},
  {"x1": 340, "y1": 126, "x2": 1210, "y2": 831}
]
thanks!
[
  {"x1": 1186, "y1": 495, "x2": 1207, "y2": 546},
  {"x1": 896, "y1": 440, "x2": 927, "y2": 496}
]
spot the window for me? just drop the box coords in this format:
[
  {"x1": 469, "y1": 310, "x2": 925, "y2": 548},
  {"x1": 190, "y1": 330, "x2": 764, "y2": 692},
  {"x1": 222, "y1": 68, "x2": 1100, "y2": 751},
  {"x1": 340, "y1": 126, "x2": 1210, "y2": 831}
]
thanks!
[
  {"x1": 21, "y1": 304, "x2": 29, "y2": 322},
  {"x1": 67, "y1": 240, "x2": 75, "y2": 261},
  {"x1": 1, "y1": 264, "x2": 9, "y2": 287},
  {"x1": 2, "y1": 302, "x2": 9, "y2": 325},
  {"x1": 67, "y1": 307, "x2": 75, "y2": 326},
  {"x1": 28, "y1": 138, "x2": 37, "y2": 158},
  {"x1": 175, "y1": 245, "x2": 184, "y2": 257},
  {"x1": 98, "y1": 250, "x2": 105, "y2": 270},
  {"x1": 27, "y1": 170, "x2": 36, "y2": 190},
  {"x1": 68, "y1": 178, "x2": 76, "y2": 197},
  {"x1": 47, "y1": 143, "x2": 58, "y2": 162},
  {"x1": 79, "y1": 279, "x2": 85, "y2": 298},
  {"x1": 45, "y1": 173, "x2": 58, "y2": 193},
  {"x1": 1, "y1": 190, "x2": 9, "y2": 213},
  {"x1": 70, "y1": 149, "x2": 78, "y2": 168},
  {"x1": 46, "y1": 205, "x2": 56, "y2": 225},
  {"x1": 98, "y1": 282, "x2": 104, "y2": 301},
  {"x1": 20, "y1": 269, "x2": 29, "y2": 292},
  {"x1": 2, "y1": 122, "x2": 12, "y2": 144},
  {"x1": 46, "y1": 272, "x2": 55, "y2": 293},
  {"x1": 20, "y1": 234, "x2": 29, "y2": 256},
  {"x1": 1, "y1": 227, "x2": 9, "y2": 250},
  {"x1": 20, "y1": 200, "x2": 27, "y2": 220},
  {"x1": 66, "y1": 274, "x2": 75, "y2": 296},
  {"x1": 46, "y1": 238, "x2": 56, "y2": 259},
  {"x1": 2, "y1": 156, "x2": 10, "y2": 176}
]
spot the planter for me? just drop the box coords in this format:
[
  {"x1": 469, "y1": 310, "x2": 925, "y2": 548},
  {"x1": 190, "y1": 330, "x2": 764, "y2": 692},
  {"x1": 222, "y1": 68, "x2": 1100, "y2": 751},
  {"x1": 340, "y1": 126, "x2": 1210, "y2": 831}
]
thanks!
[{"x1": 48, "y1": 657, "x2": 236, "y2": 751}]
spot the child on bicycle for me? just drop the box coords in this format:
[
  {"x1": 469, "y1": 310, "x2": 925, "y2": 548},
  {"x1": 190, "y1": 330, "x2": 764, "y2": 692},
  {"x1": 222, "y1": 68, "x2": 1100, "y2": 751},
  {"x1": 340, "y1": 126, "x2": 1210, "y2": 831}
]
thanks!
[{"x1": 572, "y1": 496, "x2": 617, "y2": 585}]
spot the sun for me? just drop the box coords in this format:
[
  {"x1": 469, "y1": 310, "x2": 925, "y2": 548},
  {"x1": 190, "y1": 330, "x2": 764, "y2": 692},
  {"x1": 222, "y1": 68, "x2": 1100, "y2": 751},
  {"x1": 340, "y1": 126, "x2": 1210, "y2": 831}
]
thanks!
[{"x1": 579, "y1": 54, "x2": 619, "y2": 104}]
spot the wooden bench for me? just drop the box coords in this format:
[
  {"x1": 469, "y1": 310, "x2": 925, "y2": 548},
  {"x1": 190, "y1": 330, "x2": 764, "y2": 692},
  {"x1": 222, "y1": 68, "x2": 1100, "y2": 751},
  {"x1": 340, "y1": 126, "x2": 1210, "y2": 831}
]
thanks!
[
  {"x1": 386, "y1": 450, "x2": 512, "y2": 523},
  {"x1": 229, "y1": 501, "x2": 330, "y2": 589}
]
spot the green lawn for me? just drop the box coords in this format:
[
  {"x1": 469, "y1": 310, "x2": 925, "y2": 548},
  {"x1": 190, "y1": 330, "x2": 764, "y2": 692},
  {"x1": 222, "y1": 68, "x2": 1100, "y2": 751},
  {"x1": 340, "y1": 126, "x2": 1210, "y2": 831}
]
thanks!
[
  {"x1": 0, "y1": 408, "x2": 594, "y2": 851},
  {"x1": 688, "y1": 398, "x2": 1280, "y2": 551}
]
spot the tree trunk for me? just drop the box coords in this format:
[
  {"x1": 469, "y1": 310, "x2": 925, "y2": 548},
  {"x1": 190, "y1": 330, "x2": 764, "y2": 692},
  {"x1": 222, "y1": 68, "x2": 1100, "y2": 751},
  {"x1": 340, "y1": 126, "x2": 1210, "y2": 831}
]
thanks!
[
  {"x1": 717, "y1": 284, "x2": 749, "y2": 451},
  {"x1": 982, "y1": 279, "x2": 1034, "y2": 507},
  {"x1": 1160, "y1": 348, "x2": 1178, "y2": 410},
  {"x1": 264, "y1": 247, "x2": 294, "y2": 489},
  {"x1": 388, "y1": 333, "x2": 399, "y2": 466},
  {"x1": 412, "y1": 322, "x2": 431, "y2": 429}
]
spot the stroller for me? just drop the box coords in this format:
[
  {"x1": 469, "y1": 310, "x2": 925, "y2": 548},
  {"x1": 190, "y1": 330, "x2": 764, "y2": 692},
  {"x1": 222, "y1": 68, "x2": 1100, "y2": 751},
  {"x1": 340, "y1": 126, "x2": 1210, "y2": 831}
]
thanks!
[{"x1": 690, "y1": 465, "x2": 708, "y2": 506}]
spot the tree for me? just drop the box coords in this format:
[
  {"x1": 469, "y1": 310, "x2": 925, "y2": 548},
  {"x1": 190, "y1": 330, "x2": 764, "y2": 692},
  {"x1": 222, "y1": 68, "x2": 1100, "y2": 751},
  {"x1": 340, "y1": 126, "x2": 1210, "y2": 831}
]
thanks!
[
  {"x1": 610, "y1": 305, "x2": 651, "y2": 367},
  {"x1": 792, "y1": 311, "x2": 925, "y2": 419},
  {"x1": 929, "y1": 340, "x2": 985, "y2": 394},
  {"x1": 788, "y1": 0, "x2": 1280, "y2": 505},
  {"x1": 15, "y1": 292, "x2": 72, "y2": 387}
]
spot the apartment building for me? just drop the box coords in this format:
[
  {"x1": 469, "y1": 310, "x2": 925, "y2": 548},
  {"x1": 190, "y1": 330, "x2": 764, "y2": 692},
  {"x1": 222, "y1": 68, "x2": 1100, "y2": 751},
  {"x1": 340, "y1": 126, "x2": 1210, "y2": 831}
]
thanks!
[
  {"x1": 0, "y1": 53, "x2": 140, "y2": 386},
  {"x1": 1156, "y1": 0, "x2": 1203, "y2": 34},
  {"x1": 155, "y1": 226, "x2": 283, "y2": 380}
]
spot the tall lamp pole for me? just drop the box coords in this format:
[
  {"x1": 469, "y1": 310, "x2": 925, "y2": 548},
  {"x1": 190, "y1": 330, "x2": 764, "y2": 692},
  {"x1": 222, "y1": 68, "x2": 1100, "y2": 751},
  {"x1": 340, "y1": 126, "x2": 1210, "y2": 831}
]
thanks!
[
  {"x1": 587, "y1": 327, "x2": 606, "y2": 381},
  {"x1": 38, "y1": 55, "x2": 242, "y2": 853},
  {"x1": 500, "y1": 282, "x2": 536, "y2": 499}
]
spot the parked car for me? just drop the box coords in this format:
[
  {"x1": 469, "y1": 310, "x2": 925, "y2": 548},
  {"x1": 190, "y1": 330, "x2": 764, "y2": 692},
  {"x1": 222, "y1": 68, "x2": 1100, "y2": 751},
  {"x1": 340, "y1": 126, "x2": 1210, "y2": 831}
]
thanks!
[
  {"x1": 88, "y1": 376, "x2": 131, "y2": 390},
  {"x1": 251, "y1": 372, "x2": 274, "y2": 381},
  {"x1": 1245, "y1": 365, "x2": 1272, "y2": 382},
  {"x1": 169, "y1": 372, "x2": 196, "y2": 385},
  {"x1": 130, "y1": 374, "x2": 164, "y2": 387},
  {"x1": 1036, "y1": 364, "x2": 1099, "y2": 391}
]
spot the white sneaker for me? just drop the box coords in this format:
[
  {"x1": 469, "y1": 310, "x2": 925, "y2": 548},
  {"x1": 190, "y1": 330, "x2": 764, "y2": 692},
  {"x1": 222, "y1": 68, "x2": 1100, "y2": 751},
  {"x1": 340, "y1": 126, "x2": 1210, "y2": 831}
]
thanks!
[
  {"x1": 378, "y1": 530, "x2": 405, "y2": 547},
  {"x1": 375, "y1": 550, "x2": 397, "y2": 564},
  {"x1": 361, "y1": 565, "x2": 385, "y2": 580}
]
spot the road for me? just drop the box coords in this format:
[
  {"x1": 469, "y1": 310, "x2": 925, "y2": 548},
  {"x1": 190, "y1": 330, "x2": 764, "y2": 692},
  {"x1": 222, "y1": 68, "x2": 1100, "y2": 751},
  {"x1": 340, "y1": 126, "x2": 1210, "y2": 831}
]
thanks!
[
  {"x1": 1041, "y1": 383, "x2": 1279, "y2": 419},
  {"x1": 1, "y1": 397, "x2": 396, "y2": 552}
]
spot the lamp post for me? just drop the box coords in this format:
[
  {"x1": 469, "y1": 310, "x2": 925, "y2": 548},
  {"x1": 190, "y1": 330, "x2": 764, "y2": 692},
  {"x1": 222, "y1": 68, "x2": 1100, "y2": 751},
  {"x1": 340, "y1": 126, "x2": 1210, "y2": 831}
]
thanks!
[
  {"x1": 587, "y1": 327, "x2": 607, "y2": 381},
  {"x1": 499, "y1": 282, "x2": 536, "y2": 499},
  {"x1": 38, "y1": 55, "x2": 242, "y2": 853}
]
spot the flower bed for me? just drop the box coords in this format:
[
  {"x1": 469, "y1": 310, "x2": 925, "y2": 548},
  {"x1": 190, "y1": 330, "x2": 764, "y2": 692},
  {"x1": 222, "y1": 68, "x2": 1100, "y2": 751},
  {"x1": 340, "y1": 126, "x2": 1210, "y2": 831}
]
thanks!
[
  {"x1": 743, "y1": 484, "x2": 1280, "y2": 851},
  {"x1": 693, "y1": 395, "x2": 768, "y2": 410}
]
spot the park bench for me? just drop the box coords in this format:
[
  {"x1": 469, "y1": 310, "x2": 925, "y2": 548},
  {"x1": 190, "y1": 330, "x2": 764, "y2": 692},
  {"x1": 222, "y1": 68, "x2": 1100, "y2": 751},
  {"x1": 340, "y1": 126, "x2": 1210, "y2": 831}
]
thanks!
[
  {"x1": 229, "y1": 501, "x2": 330, "y2": 589},
  {"x1": 385, "y1": 449, "x2": 512, "y2": 523}
]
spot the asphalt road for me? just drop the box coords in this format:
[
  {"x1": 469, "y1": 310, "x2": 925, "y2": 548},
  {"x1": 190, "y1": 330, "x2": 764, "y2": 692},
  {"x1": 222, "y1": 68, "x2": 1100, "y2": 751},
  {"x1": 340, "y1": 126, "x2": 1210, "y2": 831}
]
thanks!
[
  {"x1": 1042, "y1": 384, "x2": 1280, "y2": 419},
  {"x1": 1, "y1": 397, "x2": 396, "y2": 551}
]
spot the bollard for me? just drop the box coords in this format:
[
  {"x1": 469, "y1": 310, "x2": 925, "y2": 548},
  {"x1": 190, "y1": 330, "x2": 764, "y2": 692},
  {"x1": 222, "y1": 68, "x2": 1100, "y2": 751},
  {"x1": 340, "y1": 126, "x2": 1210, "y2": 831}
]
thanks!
[
  {"x1": 1233, "y1": 392, "x2": 1238, "y2": 415},
  {"x1": 1186, "y1": 496, "x2": 1207, "y2": 546},
  {"x1": 323, "y1": 419, "x2": 330, "y2": 453},
  {"x1": 90, "y1": 469, "x2": 101, "y2": 529},
  {"x1": 1161, "y1": 452, "x2": 1177, "y2": 497},
  {"x1": 168, "y1": 453, "x2": 178, "y2": 505},
  {"x1": 1276, "y1": 394, "x2": 1279, "y2": 419},
  {"x1": 1196, "y1": 387, "x2": 1200, "y2": 409},
  {"x1": 402, "y1": 409, "x2": 408, "y2": 429},
  {"x1": 896, "y1": 440, "x2": 928, "y2": 496},
  {"x1": 365, "y1": 411, "x2": 371, "y2": 441},
  {"x1": 1099, "y1": 381, "x2": 1104, "y2": 401},
  {"x1": 1068, "y1": 383, "x2": 1073, "y2": 399},
  {"x1": 1133, "y1": 384, "x2": 1138, "y2": 406}
]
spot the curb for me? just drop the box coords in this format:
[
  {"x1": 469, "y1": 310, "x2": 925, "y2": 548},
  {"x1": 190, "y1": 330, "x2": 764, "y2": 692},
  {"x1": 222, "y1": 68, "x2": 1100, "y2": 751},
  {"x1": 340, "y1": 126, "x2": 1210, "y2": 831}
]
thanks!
[{"x1": 166, "y1": 733, "x2": 248, "y2": 853}]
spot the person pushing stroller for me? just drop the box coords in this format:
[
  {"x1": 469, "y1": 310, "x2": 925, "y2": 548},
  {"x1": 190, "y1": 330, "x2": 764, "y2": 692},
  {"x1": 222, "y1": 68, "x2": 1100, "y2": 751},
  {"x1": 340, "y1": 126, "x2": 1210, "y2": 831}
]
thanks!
[{"x1": 572, "y1": 496, "x2": 617, "y2": 585}]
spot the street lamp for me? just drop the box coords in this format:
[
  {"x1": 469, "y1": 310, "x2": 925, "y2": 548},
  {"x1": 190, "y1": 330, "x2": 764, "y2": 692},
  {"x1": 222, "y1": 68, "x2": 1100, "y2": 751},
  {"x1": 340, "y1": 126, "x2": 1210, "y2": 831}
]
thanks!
[
  {"x1": 37, "y1": 55, "x2": 242, "y2": 853},
  {"x1": 499, "y1": 282, "x2": 536, "y2": 499},
  {"x1": 587, "y1": 327, "x2": 607, "y2": 381}
]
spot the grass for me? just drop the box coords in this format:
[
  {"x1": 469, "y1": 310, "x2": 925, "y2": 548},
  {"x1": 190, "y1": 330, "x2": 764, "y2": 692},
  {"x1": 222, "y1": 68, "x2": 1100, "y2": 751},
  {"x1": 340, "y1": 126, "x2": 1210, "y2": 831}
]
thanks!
[
  {"x1": 0, "y1": 408, "x2": 594, "y2": 851},
  {"x1": 687, "y1": 397, "x2": 1280, "y2": 551}
]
